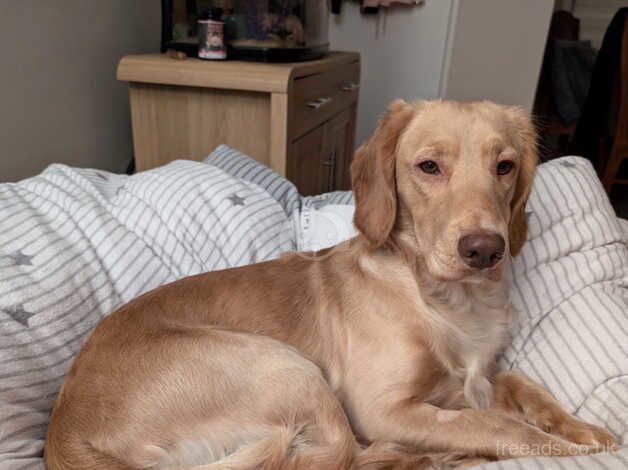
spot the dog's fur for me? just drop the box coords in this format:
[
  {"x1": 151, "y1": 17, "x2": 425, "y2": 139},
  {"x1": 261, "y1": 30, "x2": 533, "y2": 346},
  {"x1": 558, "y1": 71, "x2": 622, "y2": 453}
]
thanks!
[{"x1": 45, "y1": 100, "x2": 617, "y2": 470}]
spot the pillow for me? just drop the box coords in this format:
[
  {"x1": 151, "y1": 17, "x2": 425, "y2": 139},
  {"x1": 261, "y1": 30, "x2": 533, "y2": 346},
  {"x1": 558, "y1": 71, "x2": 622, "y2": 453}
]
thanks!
[
  {"x1": 204, "y1": 145, "x2": 301, "y2": 217},
  {"x1": 203, "y1": 146, "x2": 358, "y2": 253}
]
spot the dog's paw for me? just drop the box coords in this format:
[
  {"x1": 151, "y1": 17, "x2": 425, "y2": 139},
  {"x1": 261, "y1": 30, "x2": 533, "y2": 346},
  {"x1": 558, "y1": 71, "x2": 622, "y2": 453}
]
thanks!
[{"x1": 558, "y1": 418, "x2": 619, "y2": 452}]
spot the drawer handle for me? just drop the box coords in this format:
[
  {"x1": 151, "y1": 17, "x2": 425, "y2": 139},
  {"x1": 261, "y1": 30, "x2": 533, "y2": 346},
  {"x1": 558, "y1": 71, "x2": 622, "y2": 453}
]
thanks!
[
  {"x1": 341, "y1": 81, "x2": 359, "y2": 92},
  {"x1": 306, "y1": 97, "x2": 332, "y2": 109}
]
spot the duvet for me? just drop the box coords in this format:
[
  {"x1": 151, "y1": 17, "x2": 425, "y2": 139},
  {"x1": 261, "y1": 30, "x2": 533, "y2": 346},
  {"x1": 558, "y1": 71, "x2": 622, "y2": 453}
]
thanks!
[{"x1": 0, "y1": 146, "x2": 626, "y2": 469}]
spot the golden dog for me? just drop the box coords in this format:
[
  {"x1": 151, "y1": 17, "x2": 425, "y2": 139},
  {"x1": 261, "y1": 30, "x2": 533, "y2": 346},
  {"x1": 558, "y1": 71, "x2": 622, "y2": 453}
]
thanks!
[{"x1": 45, "y1": 100, "x2": 617, "y2": 469}]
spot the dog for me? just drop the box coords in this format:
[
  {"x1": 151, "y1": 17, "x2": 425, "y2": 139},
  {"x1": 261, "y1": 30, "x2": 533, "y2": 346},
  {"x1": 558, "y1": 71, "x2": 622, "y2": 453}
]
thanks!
[{"x1": 45, "y1": 100, "x2": 617, "y2": 470}]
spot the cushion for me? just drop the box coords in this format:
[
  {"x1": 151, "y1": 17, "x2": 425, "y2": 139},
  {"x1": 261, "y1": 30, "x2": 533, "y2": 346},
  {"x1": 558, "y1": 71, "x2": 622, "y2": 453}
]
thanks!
[
  {"x1": 203, "y1": 146, "x2": 359, "y2": 252},
  {"x1": 204, "y1": 145, "x2": 358, "y2": 252},
  {"x1": 204, "y1": 145, "x2": 301, "y2": 217}
]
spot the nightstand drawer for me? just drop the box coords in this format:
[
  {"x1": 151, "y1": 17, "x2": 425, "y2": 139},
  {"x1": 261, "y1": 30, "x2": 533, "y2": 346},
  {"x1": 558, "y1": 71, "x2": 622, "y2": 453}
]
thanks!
[{"x1": 291, "y1": 61, "x2": 360, "y2": 140}]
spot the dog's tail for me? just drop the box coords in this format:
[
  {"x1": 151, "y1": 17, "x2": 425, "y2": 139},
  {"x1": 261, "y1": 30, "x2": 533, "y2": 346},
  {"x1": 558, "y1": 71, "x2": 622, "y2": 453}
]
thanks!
[{"x1": 179, "y1": 425, "x2": 440, "y2": 470}]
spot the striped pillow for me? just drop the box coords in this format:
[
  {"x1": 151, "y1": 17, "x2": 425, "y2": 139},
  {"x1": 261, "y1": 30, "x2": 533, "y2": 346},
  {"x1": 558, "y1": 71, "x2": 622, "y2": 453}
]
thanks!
[{"x1": 204, "y1": 145, "x2": 301, "y2": 217}]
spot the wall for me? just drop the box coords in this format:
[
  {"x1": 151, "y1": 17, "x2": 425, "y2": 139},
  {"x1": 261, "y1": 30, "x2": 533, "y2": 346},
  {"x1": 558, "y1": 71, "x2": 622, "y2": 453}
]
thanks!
[
  {"x1": 329, "y1": 1, "x2": 455, "y2": 146},
  {"x1": 441, "y1": 0, "x2": 553, "y2": 110},
  {"x1": 330, "y1": 0, "x2": 553, "y2": 146},
  {"x1": 0, "y1": 2, "x2": 159, "y2": 182}
]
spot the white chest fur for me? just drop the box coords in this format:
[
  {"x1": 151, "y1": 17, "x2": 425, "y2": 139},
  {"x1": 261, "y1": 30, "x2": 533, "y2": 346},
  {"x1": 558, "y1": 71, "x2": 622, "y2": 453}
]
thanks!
[
  {"x1": 417, "y1": 280, "x2": 515, "y2": 409},
  {"x1": 356, "y1": 252, "x2": 515, "y2": 410}
]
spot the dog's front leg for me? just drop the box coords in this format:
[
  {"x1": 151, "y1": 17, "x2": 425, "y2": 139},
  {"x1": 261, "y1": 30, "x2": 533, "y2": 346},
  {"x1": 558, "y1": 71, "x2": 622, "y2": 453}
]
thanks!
[
  {"x1": 362, "y1": 401, "x2": 598, "y2": 460},
  {"x1": 492, "y1": 371, "x2": 618, "y2": 450}
]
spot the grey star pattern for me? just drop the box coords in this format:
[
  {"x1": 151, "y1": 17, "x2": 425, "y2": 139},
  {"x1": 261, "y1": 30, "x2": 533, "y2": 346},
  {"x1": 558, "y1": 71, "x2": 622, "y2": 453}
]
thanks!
[
  {"x1": 116, "y1": 185, "x2": 125, "y2": 197},
  {"x1": 228, "y1": 193, "x2": 246, "y2": 206},
  {"x1": 3, "y1": 304, "x2": 35, "y2": 327},
  {"x1": 95, "y1": 171, "x2": 108, "y2": 180},
  {"x1": 11, "y1": 251, "x2": 33, "y2": 265},
  {"x1": 1, "y1": 251, "x2": 33, "y2": 266},
  {"x1": 560, "y1": 161, "x2": 577, "y2": 168},
  {"x1": 525, "y1": 210, "x2": 534, "y2": 221}
]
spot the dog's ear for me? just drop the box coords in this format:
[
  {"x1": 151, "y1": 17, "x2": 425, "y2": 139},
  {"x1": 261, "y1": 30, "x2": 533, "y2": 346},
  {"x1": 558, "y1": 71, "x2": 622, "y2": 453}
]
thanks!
[
  {"x1": 351, "y1": 99, "x2": 414, "y2": 248},
  {"x1": 506, "y1": 106, "x2": 539, "y2": 257}
]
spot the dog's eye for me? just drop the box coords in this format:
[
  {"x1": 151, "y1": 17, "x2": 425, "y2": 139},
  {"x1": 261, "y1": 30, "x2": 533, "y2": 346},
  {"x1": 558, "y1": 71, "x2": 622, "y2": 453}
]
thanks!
[
  {"x1": 418, "y1": 160, "x2": 440, "y2": 175},
  {"x1": 497, "y1": 160, "x2": 514, "y2": 175}
]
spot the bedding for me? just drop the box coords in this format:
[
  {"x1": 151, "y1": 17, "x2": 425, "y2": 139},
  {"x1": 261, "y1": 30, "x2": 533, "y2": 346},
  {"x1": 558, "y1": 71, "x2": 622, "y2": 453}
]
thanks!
[
  {"x1": 0, "y1": 161, "x2": 293, "y2": 469},
  {"x1": 0, "y1": 146, "x2": 626, "y2": 469}
]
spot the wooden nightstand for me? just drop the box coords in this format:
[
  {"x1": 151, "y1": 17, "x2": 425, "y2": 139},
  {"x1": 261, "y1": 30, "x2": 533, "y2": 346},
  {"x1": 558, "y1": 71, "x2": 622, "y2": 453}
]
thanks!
[{"x1": 117, "y1": 52, "x2": 360, "y2": 195}]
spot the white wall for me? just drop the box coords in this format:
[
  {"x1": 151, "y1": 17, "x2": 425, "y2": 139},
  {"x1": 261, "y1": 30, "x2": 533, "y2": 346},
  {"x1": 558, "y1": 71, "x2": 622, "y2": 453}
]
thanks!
[
  {"x1": 0, "y1": 2, "x2": 159, "y2": 182},
  {"x1": 330, "y1": 0, "x2": 553, "y2": 146},
  {"x1": 329, "y1": 1, "x2": 455, "y2": 146},
  {"x1": 442, "y1": 0, "x2": 553, "y2": 110}
]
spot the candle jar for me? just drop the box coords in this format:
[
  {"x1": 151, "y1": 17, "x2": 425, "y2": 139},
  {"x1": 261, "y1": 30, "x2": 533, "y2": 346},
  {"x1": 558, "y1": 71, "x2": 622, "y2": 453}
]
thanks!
[{"x1": 198, "y1": 8, "x2": 226, "y2": 60}]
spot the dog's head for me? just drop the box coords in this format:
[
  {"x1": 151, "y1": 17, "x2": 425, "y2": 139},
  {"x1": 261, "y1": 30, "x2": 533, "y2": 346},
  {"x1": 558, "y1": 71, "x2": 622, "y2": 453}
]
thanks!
[{"x1": 351, "y1": 100, "x2": 538, "y2": 282}]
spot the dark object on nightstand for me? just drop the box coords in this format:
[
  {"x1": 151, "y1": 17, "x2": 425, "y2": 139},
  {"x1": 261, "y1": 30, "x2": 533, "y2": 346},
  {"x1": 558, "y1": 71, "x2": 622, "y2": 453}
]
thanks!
[
  {"x1": 161, "y1": 0, "x2": 329, "y2": 62},
  {"x1": 198, "y1": 8, "x2": 226, "y2": 60}
]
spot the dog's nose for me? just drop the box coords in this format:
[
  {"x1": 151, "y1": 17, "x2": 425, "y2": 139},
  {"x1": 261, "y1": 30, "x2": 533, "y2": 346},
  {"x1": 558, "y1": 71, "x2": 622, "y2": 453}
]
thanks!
[{"x1": 458, "y1": 233, "x2": 505, "y2": 269}]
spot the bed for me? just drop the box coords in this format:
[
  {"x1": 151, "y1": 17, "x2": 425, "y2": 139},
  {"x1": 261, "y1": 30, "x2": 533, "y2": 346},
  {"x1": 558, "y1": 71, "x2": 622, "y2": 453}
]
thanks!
[{"x1": 0, "y1": 145, "x2": 626, "y2": 469}]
